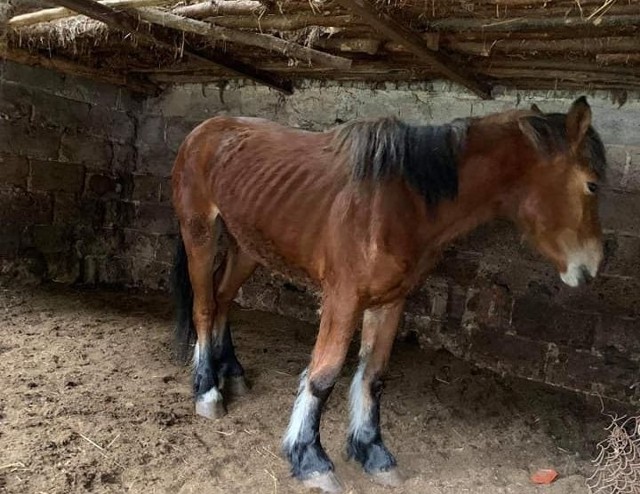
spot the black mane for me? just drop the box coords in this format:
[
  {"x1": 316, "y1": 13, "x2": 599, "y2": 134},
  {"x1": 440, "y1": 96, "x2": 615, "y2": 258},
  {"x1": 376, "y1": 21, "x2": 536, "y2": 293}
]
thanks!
[
  {"x1": 333, "y1": 116, "x2": 468, "y2": 206},
  {"x1": 520, "y1": 113, "x2": 607, "y2": 179}
]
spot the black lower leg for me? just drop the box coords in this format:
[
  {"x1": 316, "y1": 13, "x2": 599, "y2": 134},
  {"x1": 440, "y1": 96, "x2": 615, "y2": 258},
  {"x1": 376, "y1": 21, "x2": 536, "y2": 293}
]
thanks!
[
  {"x1": 347, "y1": 376, "x2": 396, "y2": 473},
  {"x1": 284, "y1": 373, "x2": 335, "y2": 480},
  {"x1": 193, "y1": 339, "x2": 220, "y2": 397},
  {"x1": 216, "y1": 322, "x2": 245, "y2": 379}
]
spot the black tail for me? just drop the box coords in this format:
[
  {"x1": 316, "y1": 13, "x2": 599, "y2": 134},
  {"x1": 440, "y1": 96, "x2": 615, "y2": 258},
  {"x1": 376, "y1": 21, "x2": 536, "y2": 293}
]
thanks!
[{"x1": 172, "y1": 233, "x2": 195, "y2": 363}]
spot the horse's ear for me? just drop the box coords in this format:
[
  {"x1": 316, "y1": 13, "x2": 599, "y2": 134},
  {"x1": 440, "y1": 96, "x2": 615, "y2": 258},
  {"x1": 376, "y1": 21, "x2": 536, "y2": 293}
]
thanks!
[
  {"x1": 566, "y1": 96, "x2": 591, "y2": 152},
  {"x1": 530, "y1": 103, "x2": 543, "y2": 114}
]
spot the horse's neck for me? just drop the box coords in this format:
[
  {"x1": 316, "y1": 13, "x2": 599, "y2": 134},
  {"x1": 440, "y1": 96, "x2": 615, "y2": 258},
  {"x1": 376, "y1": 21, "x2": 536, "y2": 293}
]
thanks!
[{"x1": 425, "y1": 129, "x2": 527, "y2": 249}]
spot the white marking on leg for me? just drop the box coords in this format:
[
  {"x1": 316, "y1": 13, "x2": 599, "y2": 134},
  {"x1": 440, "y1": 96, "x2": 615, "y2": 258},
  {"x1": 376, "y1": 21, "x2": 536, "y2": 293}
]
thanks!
[
  {"x1": 197, "y1": 386, "x2": 223, "y2": 404},
  {"x1": 193, "y1": 343, "x2": 200, "y2": 368},
  {"x1": 283, "y1": 369, "x2": 318, "y2": 451},
  {"x1": 349, "y1": 362, "x2": 370, "y2": 441}
]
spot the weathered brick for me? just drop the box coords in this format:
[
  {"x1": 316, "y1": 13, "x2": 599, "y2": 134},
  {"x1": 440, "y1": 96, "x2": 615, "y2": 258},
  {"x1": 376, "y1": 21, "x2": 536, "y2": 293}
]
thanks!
[
  {"x1": 469, "y1": 284, "x2": 513, "y2": 329},
  {"x1": 545, "y1": 345, "x2": 639, "y2": 400},
  {"x1": 95, "y1": 255, "x2": 130, "y2": 285},
  {"x1": 86, "y1": 106, "x2": 135, "y2": 142},
  {"x1": 600, "y1": 189, "x2": 640, "y2": 236},
  {"x1": 594, "y1": 317, "x2": 640, "y2": 360},
  {"x1": 43, "y1": 251, "x2": 81, "y2": 284},
  {"x1": 132, "y1": 175, "x2": 161, "y2": 201},
  {"x1": 164, "y1": 117, "x2": 200, "y2": 152},
  {"x1": 0, "y1": 154, "x2": 29, "y2": 187},
  {"x1": 53, "y1": 192, "x2": 105, "y2": 227},
  {"x1": 2, "y1": 61, "x2": 66, "y2": 94},
  {"x1": 77, "y1": 228, "x2": 124, "y2": 257},
  {"x1": 131, "y1": 202, "x2": 178, "y2": 235},
  {"x1": 512, "y1": 295, "x2": 597, "y2": 349},
  {"x1": 31, "y1": 160, "x2": 85, "y2": 193},
  {"x1": 555, "y1": 275, "x2": 640, "y2": 318},
  {"x1": 605, "y1": 145, "x2": 640, "y2": 191},
  {"x1": 470, "y1": 331, "x2": 546, "y2": 380},
  {"x1": 85, "y1": 173, "x2": 122, "y2": 199},
  {"x1": 160, "y1": 177, "x2": 172, "y2": 202},
  {"x1": 0, "y1": 187, "x2": 52, "y2": 225},
  {"x1": 29, "y1": 90, "x2": 92, "y2": 130},
  {"x1": 123, "y1": 229, "x2": 156, "y2": 260},
  {"x1": 0, "y1": 224, "x2": 21, "y2": 257},
  {"x1": 59, "y1": 75, "x2": 120, "y2": 108},
  {"x1": 0, "y1": 82, "x2": 32, "y2": 120},
  {"x1": 128, "y1": 258, "x2": 172, "y2": 291},
  {"x1": 59, "y1": 132, "x2": 112, "y2": 170},
  {"x1": 602, "y1": 233, "x2": 640, "y2": 277},
  {"x1": 482, "y1": 259, "x2": 561, "y2": 296},
  {"x1": 155, "y1": 234, "x2": 178, "y2": 264},
  {"x1": 432, "y1": 250, "x2": 480, "y2": 287},
  {"x1": 105, "y1": 200, "x2": 136, "y2": 228},
  {"x1": 0, "y1": 121, "x2": 60, "y2": 160},
  {"x1": 33, "y1": 225, "x2": 71, "y2": 253},
  {"x1": 112, "y1": 142, "x2": 136, "y2": 173}
]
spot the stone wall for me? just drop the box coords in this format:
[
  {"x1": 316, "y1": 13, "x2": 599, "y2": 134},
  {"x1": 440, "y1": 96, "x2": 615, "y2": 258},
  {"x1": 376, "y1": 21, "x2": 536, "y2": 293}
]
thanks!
[
  {"x1": 2, "y1": 66, "x2": 639, "y2": 405},
  {"x1": 136, "y1": 80, "x2": 640, "y2": 405},
  {"x1": 0, "y1": 61, "x2": 175, "y2": 289}
]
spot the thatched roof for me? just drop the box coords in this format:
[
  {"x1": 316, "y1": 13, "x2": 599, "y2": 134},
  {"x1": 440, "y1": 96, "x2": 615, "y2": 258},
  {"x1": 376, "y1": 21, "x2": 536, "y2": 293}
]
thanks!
[{"x1": 2, "y1": 0, "x2": 640, "y2": 97}]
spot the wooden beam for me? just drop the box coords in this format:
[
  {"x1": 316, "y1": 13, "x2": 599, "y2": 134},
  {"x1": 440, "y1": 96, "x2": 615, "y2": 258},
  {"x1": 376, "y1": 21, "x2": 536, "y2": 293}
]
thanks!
[
  {"x1": 206, "y1": 14, "x2": 358, "y2": 30},
  {"x1": 333, "y1": 0, "x2": 491, "y2": 99},
  {"x1": 2, "y1": 48, "x2": 159, "y2": 93},
  {"x1": 173, "y1": 0, "x2": 265, "y2": 18},
  {"x1": 136, "y1": 8, "x2": 352, "y2": 70},
  {"x1": 49, "y1": 0, "x2": 293, "y2": 94},
  {"x1": 8, "y1": 0, "x2": 173, "y2": 27},
  {"x1": 424, "y1": 15, "x2": 640, "y2": 32}
]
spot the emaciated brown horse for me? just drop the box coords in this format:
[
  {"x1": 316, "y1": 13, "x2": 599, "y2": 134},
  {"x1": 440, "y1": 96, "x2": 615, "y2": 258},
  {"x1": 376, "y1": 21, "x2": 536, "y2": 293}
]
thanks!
[{"x1": 171, "y1": 97, "x2": 606, "y2": 492}]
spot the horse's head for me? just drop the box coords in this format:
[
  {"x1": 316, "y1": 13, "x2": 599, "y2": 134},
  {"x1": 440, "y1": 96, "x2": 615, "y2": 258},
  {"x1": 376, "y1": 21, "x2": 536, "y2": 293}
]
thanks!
[{"x1": 515, "y1": 97, "x2": 606, "y2": 287}]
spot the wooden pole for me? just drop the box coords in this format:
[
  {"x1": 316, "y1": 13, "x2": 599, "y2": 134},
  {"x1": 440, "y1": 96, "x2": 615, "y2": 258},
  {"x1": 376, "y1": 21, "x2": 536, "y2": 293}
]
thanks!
[
  {"x1": 206, "y1": 14, "x2": 358, "y2": 30},
  {"x1": 333, "y1": 0, "x2": 492, "y2": 99},
  {"x1": 424, "y1": 15, "x2": 640, "y2": 32},
  {"x1": 135, "y1": 8, "x2": 352, "y2": 70},
  {"x1": 8, "y1": 0, "x2": 174, "y2": 27},
  {"x1": 48, "y1": 0, "x2": 293, "y2": 94}
]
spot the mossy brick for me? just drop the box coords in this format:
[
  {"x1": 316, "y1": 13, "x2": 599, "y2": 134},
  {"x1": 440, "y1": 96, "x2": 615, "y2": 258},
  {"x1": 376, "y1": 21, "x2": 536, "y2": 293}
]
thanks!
[
  {"x1": 59, "y1": 133, "x2": 112, "y2": 170},
  {"x1": 0, "y1": 154, "x2": 29, "y2": 187}
]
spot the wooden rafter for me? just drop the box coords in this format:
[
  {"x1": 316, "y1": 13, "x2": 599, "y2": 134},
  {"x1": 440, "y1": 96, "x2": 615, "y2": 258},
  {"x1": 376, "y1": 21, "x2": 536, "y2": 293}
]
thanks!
[
  {"x1": 49, "y1": 0, "x2": 294, "y2": 94},
  {"x1": 333, "y1": 0, "x2": 492, "y2": 99},
  {"x1": 136, "y1": 8, "x2": 352, "y2": 70},
  {"x1": 8, "y1": 0, "x2": 173, "y2": 27}
]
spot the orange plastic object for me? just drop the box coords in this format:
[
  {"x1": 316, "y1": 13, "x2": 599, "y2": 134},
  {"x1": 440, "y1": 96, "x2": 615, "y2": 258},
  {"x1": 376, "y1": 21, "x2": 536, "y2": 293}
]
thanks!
[{"x1": 531, "y1": 469, "x2": 559, "y2": 485}]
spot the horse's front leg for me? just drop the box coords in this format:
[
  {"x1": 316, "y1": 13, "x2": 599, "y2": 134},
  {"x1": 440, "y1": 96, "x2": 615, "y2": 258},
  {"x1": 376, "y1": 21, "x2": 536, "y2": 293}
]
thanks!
[
  {"x1": 347, "y1": 299, "x2": 404, "y2": 486},
  {"x1": 283, "y1": 290, "x2": 362, "y2": 493}
]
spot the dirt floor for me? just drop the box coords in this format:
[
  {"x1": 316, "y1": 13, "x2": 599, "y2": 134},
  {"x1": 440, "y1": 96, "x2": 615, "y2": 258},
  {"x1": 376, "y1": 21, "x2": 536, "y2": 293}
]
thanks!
[{"x1": 0, "y1": 281, "x2": 622, "y2": 494}]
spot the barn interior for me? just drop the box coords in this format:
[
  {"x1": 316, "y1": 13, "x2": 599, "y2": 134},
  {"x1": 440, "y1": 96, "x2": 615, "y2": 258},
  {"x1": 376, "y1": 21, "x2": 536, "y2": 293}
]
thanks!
[{"x1": 1, "y1": 0, "x2": 640, "y2": 493}]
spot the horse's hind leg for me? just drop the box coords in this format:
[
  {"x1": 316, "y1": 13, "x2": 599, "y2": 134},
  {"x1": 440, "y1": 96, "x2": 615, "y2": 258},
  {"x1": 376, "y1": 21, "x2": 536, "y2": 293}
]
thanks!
[
  {"x1": 181, "y1": 207, "x2": 226, "y2": 419},
  {"x1": 347, "y1": 299, "x2": 404, "y2": 486},
  {"x1": 212, "y1": 242, "x2": 257, "y2": 396}
]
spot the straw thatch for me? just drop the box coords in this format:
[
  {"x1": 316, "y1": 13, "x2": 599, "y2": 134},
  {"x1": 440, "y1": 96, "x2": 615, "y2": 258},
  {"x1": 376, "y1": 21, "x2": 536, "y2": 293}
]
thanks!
[{"x1": 2, "y1": 0, "x2": 640, "y2": 96}]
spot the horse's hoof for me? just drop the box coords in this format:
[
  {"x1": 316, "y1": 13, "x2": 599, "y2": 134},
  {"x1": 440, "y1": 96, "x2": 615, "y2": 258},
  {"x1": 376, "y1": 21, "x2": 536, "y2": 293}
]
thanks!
[
  {"x1": 195, "y1": 399, "x2": 226, "y2": 420},
  {"x1": 302, "y1": 471, "x2": 343, "y2": 493},
  {"x1": 370, "y1": 468, "x2": 403, "y2": 487},
  {"x1": 227, "y1": 375, "x2": 250, "y2": 396}
]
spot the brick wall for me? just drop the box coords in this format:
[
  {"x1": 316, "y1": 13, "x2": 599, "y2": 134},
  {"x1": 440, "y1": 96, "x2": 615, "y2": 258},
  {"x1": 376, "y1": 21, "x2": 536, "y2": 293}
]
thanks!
[
  {"x1": 2, "y1": 66, "x2": 639, "y2": 405},
  {"x1": 0, "y1": 61, "x2": 175, "y2": 289}
]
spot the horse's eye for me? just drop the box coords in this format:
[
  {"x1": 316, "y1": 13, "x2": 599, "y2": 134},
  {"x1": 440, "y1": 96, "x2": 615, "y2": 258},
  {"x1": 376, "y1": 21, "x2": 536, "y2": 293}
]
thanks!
[{"x1": 587, "y1": 182, "x2": 598, "y2": 194}]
